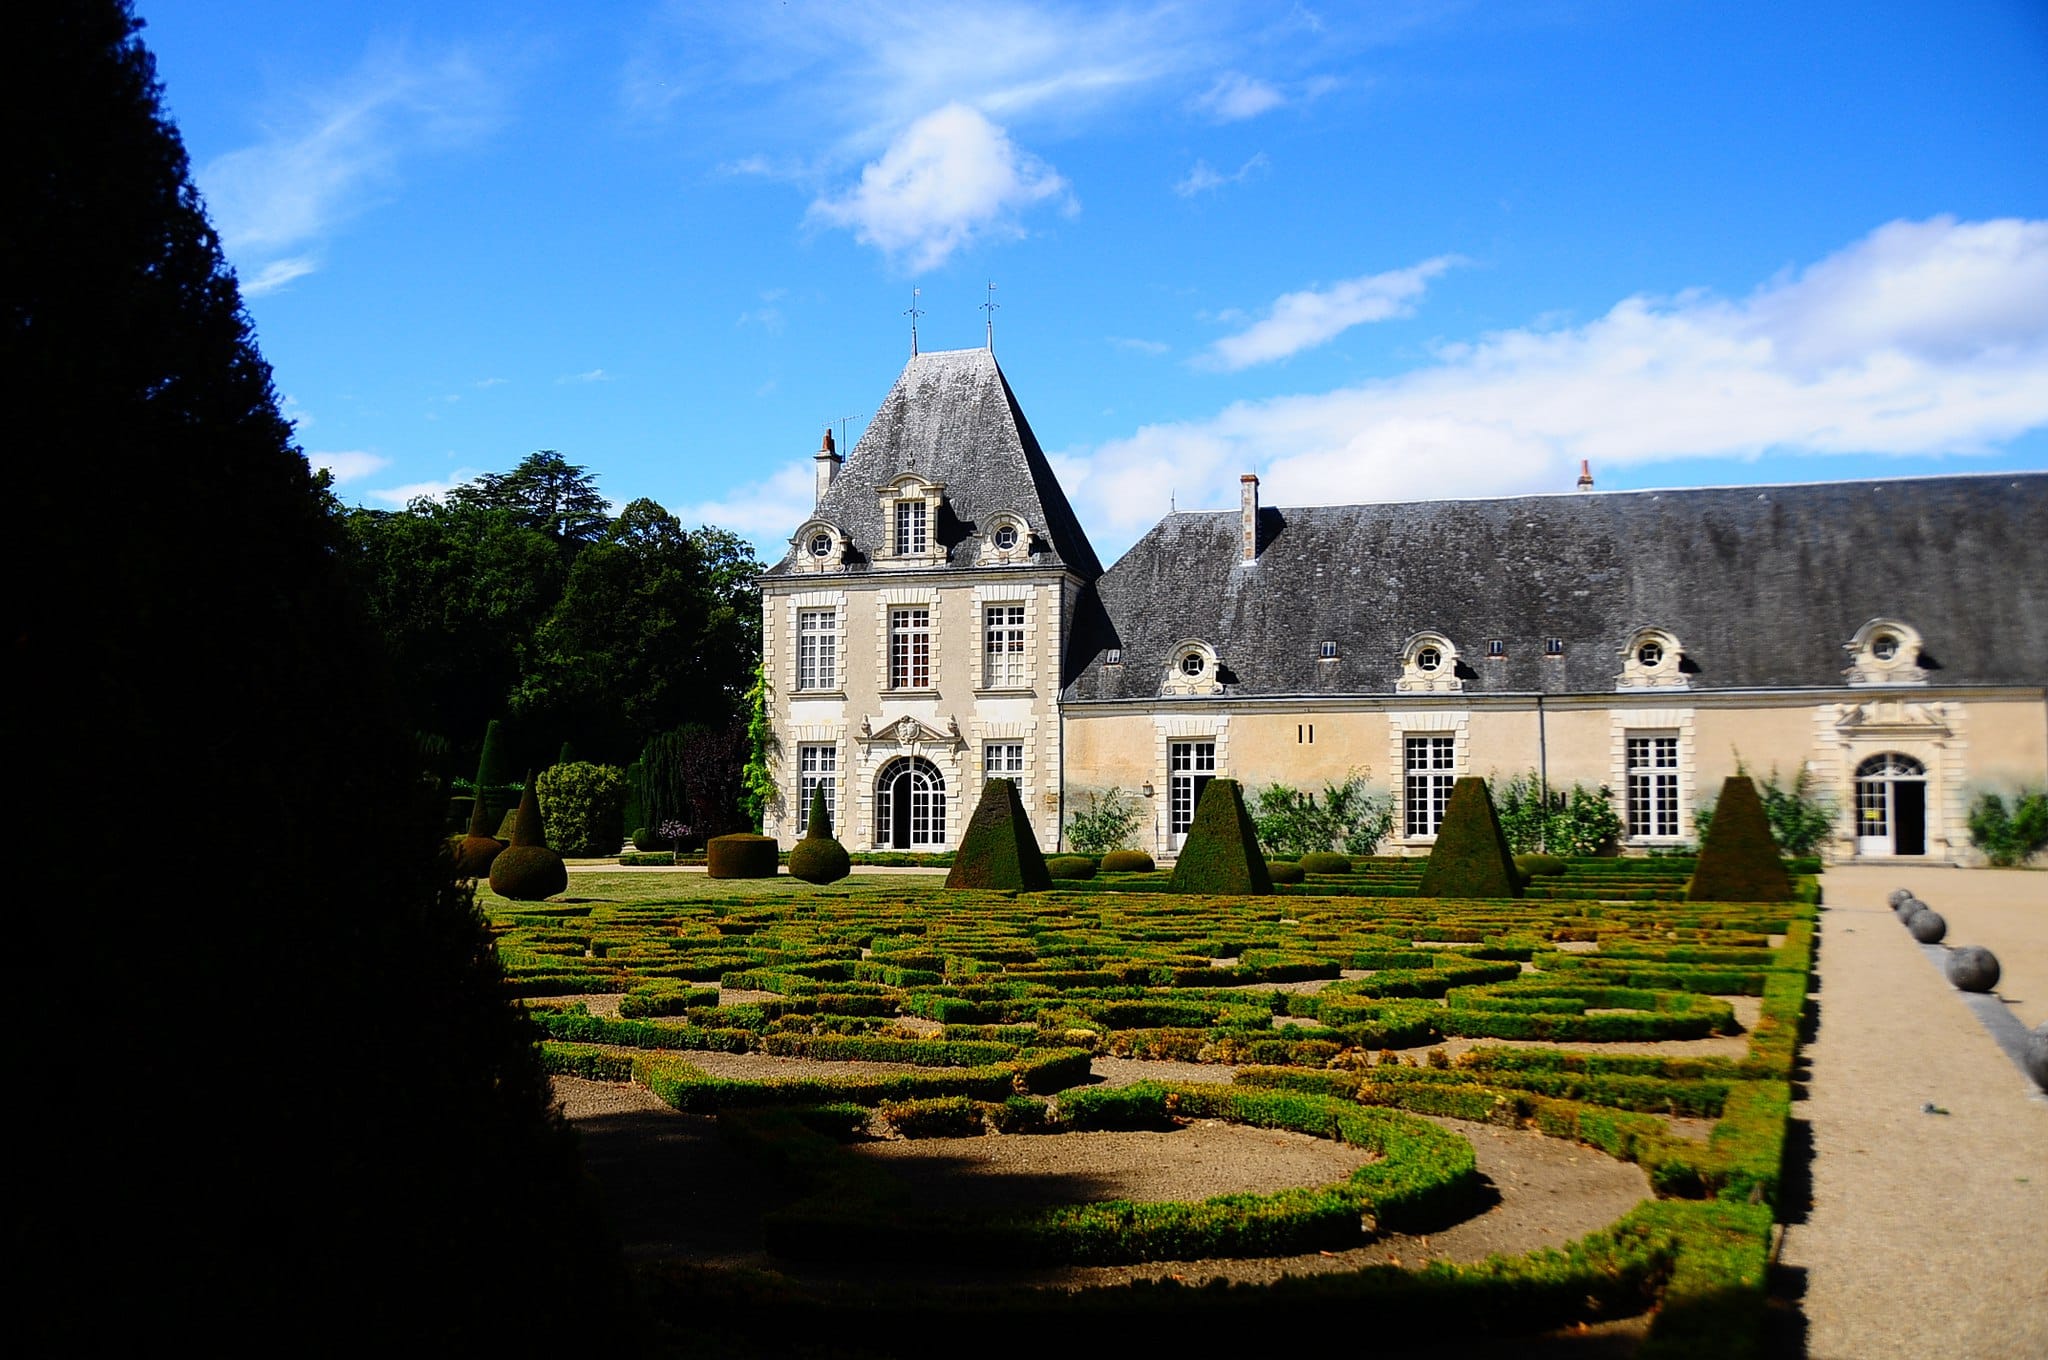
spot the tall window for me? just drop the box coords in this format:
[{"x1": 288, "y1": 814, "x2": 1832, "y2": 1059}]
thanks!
[
  {"x1": 889, "y1": 607, "x2": 931, "y2": 689},
  {"x1": 796, "y1": 609, "x2": 836, "y2": 690},
  {"x1": 984, "y1": 742, "x2": 1024, "y2": 784},
  {"x1": 876, "y1": 756, "x2": 944, "y2": 848},
  {"x1": 1626, "y1": 734, "x2": 1680, "y2": 838},
  {"x1": 798, "y1": 744, "x2": 836, "y2": 829},
  {"x1": 983, "y1": 603, "x2": 1026, "y2": 687},
  {"x1": 1169, "y1": 740, "x2": 1216, "y2": 844},
  {"x1": 894, "y1": 500, "x2": 928, "y2": 556},
  {"x1": 1404, "y1": 734, "x2": 1455, "y2": 837}
]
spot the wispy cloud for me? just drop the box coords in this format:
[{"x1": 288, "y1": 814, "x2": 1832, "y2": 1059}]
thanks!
[
  {"x1": 1174, "y1": 152, "x2": 1270, "y2": 197},
  {"x1": 473, "y1": 376, "x2": 508, "y2": 389},
  {"x1": 197, "y1": 40, "x2": 503, "y2": 293},
  {"x1": 367, "y1": 471, "x2": 485, "y2": 507},
  {"x1": 1201, "y1": 255, "x2": 1464, "y2": 369},
  {"x1": 807, "y1": 104, "x2": 1074, "y2": 271},
  {"x1": 671, "y1": 463, "x2": 820, "y2": 561},
  {"x1": 557, "y1": 368, "x2": 614, "y2": 384},
  {"x1": 308, "y1": 450, "x2": 391, "y2": 484},
  {"x1": 1067, "y1": 217, "x2": 2048, "y2": 543},
  {"x1": 1109, "y1": 336, "x2": 1170, "y2": 355},
  {"x1": 1192, "y1": 71, "x2": 1284, "y2": 121}
]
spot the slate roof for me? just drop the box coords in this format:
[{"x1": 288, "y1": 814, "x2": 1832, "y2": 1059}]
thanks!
[
  {"x1": 765, "y1": 348, "x2": 1102, "y2": 579},
  {"x1": 1065, "y1": 473, "x2": 2048, "y2": 700}
]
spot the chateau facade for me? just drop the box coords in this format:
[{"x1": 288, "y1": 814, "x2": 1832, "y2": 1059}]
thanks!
[{"x1": 761, "y1": 348, "x2": 2048, "y2": 865}]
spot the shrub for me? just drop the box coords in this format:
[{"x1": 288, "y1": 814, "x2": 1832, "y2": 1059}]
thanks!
[
  {"x1": 1064, "y1": 787, "x2": 1145, "y2": 855},
  {"x1": 947, "y1": 779, "x2": 1053, "y2": 891},
  {"x1": 536, "y1": 761, "x2": 627, "y2": 857},
  {"x1": 453, "y1": 775, "x2": 506, "y2": 879},
  {"x1": 1047, "y1": 855, "x2": 1099, "y2": 880},
  {"x1": 1168, "y1": 778, "x2": 1272, "y2": 895},
  {"x1": 490, "y1": 777, "x2": 568, "y2": 901},
  {"x1": 1493, "y1": 772, "x2": 1622, "y2": 856},
  {"x1": 1693, "y1": 760, "x2": 1839, "y2": 857},
  {"x1": 1688, "y1": 777, "x2": 1793, "y2": 902},
  {"x1": 1417, "y1": 778, "x2": 1521, "y2": 899},
  {"x1": 1966, "y1": 790, "x2": 2048, "y2": 867},
  {"x1": 1267, "y1": 859, "x2": 1305, "y2": 884},
  {"x1": 1299, "y1": 851, "x2": 1352, "y2": 875},
  {"x1": 1516, "y1": 852, "x2": 1567, "y2": 878},
  {"x1": 789, "y1": 786, "x2": 851, "y2": 884},
  {"x1": 877, "y1": 1095, "x2": 985, "y2": 1139},
  {"x1": 1253, "y1": 775, "x2": 1393, "y2": 858},
  {"x1": 1099, "y1": 849, "x2": 1155, "y2": 874},
  {"x1": 706, "y1": 833, "x2": 779, "y2": 878}
]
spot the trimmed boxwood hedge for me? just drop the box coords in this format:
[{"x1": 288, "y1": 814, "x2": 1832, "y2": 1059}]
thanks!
[
  {"x1": 1418, "y1": 778, "x2": 1521, "y2": 899},
  {"x1": 1167, "y1": 779, "x2": 1272, "y2": 895},
  {"x1": 946, "y1": 779, "x2": 1053, "y2": 891},
  {"x1": 707, "y1": 833, "x2": 779, "y2": 879},
  {"x1": 1687, "y1": 777, "x2": 1792, "y2": 902}
]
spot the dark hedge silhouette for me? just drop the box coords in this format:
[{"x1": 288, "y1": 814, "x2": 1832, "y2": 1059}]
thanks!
[
  {"x1": 1418, "y1": 778, "x2": 1523, "y2": 899},
  {"x1": 490, "y1": 775, "x2": 569, "y2": 900},
  {"x1": 707, "y1": 832, "x2": 780, "y2": 878},
  {"x1": 1167, "y1": 779, "x2": 1273, "y2": 895},
  {"x1": 947, "y1": 778, "x2": 1053, "y2": 890},
  {"x1": 13, "y1": 5, "x2": 632, "y2": 1346},
  {"x1": 789, "y1": 786, "x2": 851, "y2": 883},
  {"x1": 453, "y1": 719, "x2": 509, "y2": 877},
  {"x1": 1687, "y1": 776, "x2": 1793, "y2": 902}
]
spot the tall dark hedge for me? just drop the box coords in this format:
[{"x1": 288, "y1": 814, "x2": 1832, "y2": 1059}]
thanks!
[
  {"x1": 1167, "y1": 778, "x2": 1273, "y2": 895},
  {"x1": 947, "y1": 778, "x2": 1053, "y2": 890},
  {"x1": 1418, "y1": 777, "x2": 1523, "y2": 899},
  {"x1": 1688, "y1": 775, "x2": 1794, "y2": 901},
  {"x1": 11, "y1": 5, "x2": 631, "y2": 1347}
]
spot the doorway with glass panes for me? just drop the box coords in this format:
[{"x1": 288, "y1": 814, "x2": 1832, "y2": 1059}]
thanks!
[
  {"x1": 1855, "y1": 752, "x2": 1927, "y2": 857},
  {"x1": 1168, "y1": 740, "x2": 1215, "y2": 850}
]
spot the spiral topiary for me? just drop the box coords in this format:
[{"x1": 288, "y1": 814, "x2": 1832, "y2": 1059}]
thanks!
[
  {"x1": 1099, "y1": 849, "x2": 1155, "y2": 874},
  {"x1": 788, "y1": 786, "x2": 851, "y2": 884},
  {"x1": 489, "y1": 776, "x2": 567, "y2": 901},
  {"x1": 706, "y1": 833, "x2": 779, "y2": 879}
]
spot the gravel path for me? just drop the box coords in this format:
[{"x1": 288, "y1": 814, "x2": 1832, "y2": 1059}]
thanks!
[{"x1": 1773, "y1": 866, "x2": 2047, "y2": 1360}]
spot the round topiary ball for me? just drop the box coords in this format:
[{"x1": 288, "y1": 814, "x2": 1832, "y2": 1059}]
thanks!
[
  {"x1": 1047, "y1": 855, "x2": 1098, "y2": 880},
  {"x1": 706, "y1": 833, "x2": 779, "y2": 879},
  {"x1": 2026, "y1": 1023, "x2": 2048, "y2": 1093},
  {"x1": 1299, "y1": 851, "x2": 1354, "y2": 875},
  {"x1": 1099, "y1": 849, "x2": 1155, "y2": 874},
  {"x1": 1266, "y1": 859, "x2": 1306, "y2": 884},
  {"x1": 788, "y1": 836, "x2": 851, "y2": 884},
  {"x1": 1514, "y1": 852, "x2": 1567, "y2": 879},
  {"x1": 1907, "y1": 910, "x2": 1947, "y2": 944},
  {"x1": 453, "y1": 833, "x2": 506, "y2": 879},
  {"x1": 489, "y1": 844, "x2": 568, "y2": 901},
  {"x1": 1945, "y1": 945, "x2": 2001, "y2": 993}
]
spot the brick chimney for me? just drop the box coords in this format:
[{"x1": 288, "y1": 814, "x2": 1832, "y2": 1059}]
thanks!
[
  {"x1": 1576, "y1": 459, "x2": 1594, "y2": 492},
  {"x1": 814, "y1": 428, "x2": 841, "y2": 503},
  {"x1": 1240, "y1": 473, "x2": 1260, "y2": 562}
]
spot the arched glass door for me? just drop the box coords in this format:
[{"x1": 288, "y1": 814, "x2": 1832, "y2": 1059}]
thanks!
[
  {"x1": 1855, "y1": 753, "x2": 1927, "y2": 857},
  {"x1": 875, "y1": 756, "x2": 945, "y2": 849}
]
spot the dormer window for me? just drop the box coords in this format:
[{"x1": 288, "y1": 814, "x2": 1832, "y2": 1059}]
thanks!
[
  {"x1": 1164, "y1": 640, "x2": 1223, "y2": 695},
  {"x1": 1416, "y1": 646, "x2": 1442, "y2": 673},
  {"x1": 1180, "y1": 653, "x2": 1206, "y2": 677},
  {"x1": 807, "y1": 531, "x2": 833, "y2": 558},
  {"x1": 894, "y1": 500, "x2": 928, "y2": 556},
  {"x1": 1618, "y1": 628, "x2": 1687, "y2": 690},
  {"x1": 876, "y1": 473, "x2": 947, "y2": 567},
  {"x1": 1487, "y1": 639, "x2": 1505, "y2": 658},
  {"x1": 1636, "y1": 640, "x2": 1663, "y2": 667},
  {"x1": 1105, "y1": 648, "x2": 1122, "y2": 666},
  {"x1": 1398, "y1": 632, "x2": 1464, "y2": 693},
  {"x1": 993, "y1": 524, "x2": 1018, "y2": 551},
  {"x1": 1844, "y1": 618, "x2": 1927, "y2": 686},
  {"x1": 1319, "y1": 640, "x2": 1339, "y2": 660},
  {"x1": 790, "y1": 519, "x2": 846, "y2": 573}
]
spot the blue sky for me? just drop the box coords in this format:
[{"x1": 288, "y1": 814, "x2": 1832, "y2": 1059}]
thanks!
[{"x1": 141, "y1": 0, "x2": 2048, "y2": 566}]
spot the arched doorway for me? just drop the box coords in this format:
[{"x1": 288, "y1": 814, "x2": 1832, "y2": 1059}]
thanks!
[
  {"x1": 1855, "y1": 753, "x2": 1927, "y2": 857},
  {"x1": 876, "y1": 756, "x2": 945, "y2": 849}
]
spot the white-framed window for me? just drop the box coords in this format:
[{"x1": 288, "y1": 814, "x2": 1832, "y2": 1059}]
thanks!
[
  {"x1": 1625, "y1": 733, "x2": 1681, "y2": 839},
  {"x1": 876, "y1": 756, "x2": 945, "y2": 848},
  {"x1": 798, "y1": 744, "x2": 837, "y2": 829},
  {"x1": 1404, "y1": 734, "x2": 1455, "y2": 837},
  {"x1": 894, "y1": 500, "x2": 928, "y2": 556},
  {"x1": 1169, "y1": 740, "x2": 1216, "y2": 845},
  {"x1": 796, "y1": 608, "x2": 837, "y2": 690},
  {"x1": 889, "y1": 607, "x2": 931, "y2": 689},
  {"x1": 984, "y1": 741, "x2": 1024, "y2": 784},
  {"x1": 983, "y1": 603, "x2": 1027, "y2": 688}
]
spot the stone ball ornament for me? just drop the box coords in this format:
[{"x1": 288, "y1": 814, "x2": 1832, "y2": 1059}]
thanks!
[
  {"x1": 1896, "y1": 896, "x2": 1927, "y2": 921},
  {"x1": 1888, "y1": 887, "x2": 1914, "y2": 908},
  {"x1": 1945, "y1": 946, "x2": 2001, "y2": 993},
  {"x1": 2026, "y1": 1024, "x2": 2048, "y2": 1093},
  {"x1": 1906, "y1": 910, "x2": 1947, "y2": 944}
]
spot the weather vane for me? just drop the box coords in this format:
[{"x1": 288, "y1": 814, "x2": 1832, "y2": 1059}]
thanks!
[
  {"x1": 982, "y1": 281, "x2": 999, "y2": 350},
  {"x1": 905, "y1": 287, "x2": 923, "y2": 357}
]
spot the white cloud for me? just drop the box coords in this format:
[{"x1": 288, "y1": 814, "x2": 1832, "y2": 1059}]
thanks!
[
  {"x1": 1174, "y1": 152, "x2": 1270, "y2": 197},
  {"x1": 308, "y1": 450, "x2": 391, "y2": 484},
  {"x1": 1193, "y1": 72, "x2": 1284, "y2": 121},
  {"x1": 807, "y1": 104, "x2": 1073, "y2": 271},
  {"x1": 558, "y1": 368, "x2": 613, "y2": 384},
  {"x1": 1068, "y1": 217, "x2": 2048, "y2": 544},
  {"x1": 1110, "y1": 336, "x2": 1170, "y2": 355},
  {"x1": 671, "y1": 463, "x2": 819, "y2": 558},
  {"x1": 473, "y1": 377, "x2": 508, "y2": 389},
  {"x1": 367, "y1": 473, "x2": 480, "y2": 507},
  {"x1": 198, "y1": 41, "x2": 501, "y2": 292},
  {"x1": 1202, "y1": 255, "x2": 1464, "y2": 369}
]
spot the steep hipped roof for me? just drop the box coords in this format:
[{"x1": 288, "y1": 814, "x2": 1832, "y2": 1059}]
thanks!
[
  {"x1": 1066, "y1": 473, "x2": 2048, "y2": 699},
  {"x1": 766, "y1": 348, "x2": 1102, "y2": 579}
]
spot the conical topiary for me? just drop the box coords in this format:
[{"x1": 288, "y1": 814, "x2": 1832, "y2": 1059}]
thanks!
[
  {"x1": 1418, "y1": 777, "x2": 1522, "y2": 898},
  {"x1": 490, "y1": 773, "x2": 568, "y2": 901},
  {"x1": 1167, "y1": 778, "x2": 1272, "y2": 895},
  {"x1": 1687, "y1": 775, "x2": 1792, "y2": 901},
  {"x1": 789, "y1": 786, "x2": 851, "y2": 884},
  {"x1": 947, "y1": 779, "x2": 1052, "y2": 890},
  {"x1": 454, "y1": 719, "x2": 509, "y2": 877}
]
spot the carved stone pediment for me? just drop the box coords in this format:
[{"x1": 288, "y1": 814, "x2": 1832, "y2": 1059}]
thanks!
[
  {"x1": 857, "y1": 714, "x2": 961, "y2": 746},
  {"x1": 1833, "y1": 699, "x2": 1949, "y2": 740}
]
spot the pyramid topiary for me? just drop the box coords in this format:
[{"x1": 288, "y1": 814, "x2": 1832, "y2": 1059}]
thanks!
[
  {"x1": 947, "y1": 779, "x2": 1053, "y2": 890},
  {"x1": 1418, "y1": 777, "x2": 1522, "y2": 899},
  {"x1": 789, "y1": 786, "x2": 851, "y2": 884},
  {"x1": 454, "y1": 719, "x2": 509, "y2": 878},
  {"x1": 1167, "y1": 778, "x2": 1272, "y2": 895},
  {"x1": 490, "y1": 774, "x2": 568, "y2": 901},
  {"x1": 1687, "y1": 775, "x2": 1792, "y2": 902}
]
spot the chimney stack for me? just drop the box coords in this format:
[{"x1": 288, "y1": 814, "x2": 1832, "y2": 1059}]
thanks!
[
  {"x1": 1576, "y1": 459, "x2": 1594, "y2": 492},
  {"x1": 814, "y1": 428, "x2": 841, "y2": 503},
  {"x1": 1240, "y1": 473, "x2": 1260, "y2": 562}
]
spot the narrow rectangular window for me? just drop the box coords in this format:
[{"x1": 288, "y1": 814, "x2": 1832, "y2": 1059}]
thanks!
[
  {"x1": 1487, "y1": 639, "x2": 1505, "y2": 658},
  {"x1": 1404, "y1": 734, "x2": 1456, "y2": 837},
  {"x1": 1169, "y1": 740, "x2": 1217, "y2": 842},
  {"x1": 1626, "y1": 734, "x2": 1681, "y2": 838},
  {"x1": 889, "y1": 607, "x2": 931, "y2": 689},
  {"x1": 983, "y1": 603, "x2": 1027, "y2": 688},
  {"x1": 796, "y1": 608, "x2": 836, "y2": 690},
  {"x1": 798, "y1": 744, "x2": 836, "y2": 829},
  {"x1": 894, "y1": 500, "x2": 928, "y2": 556},
  {"x1": 1318, "y1": 641, "x2": 1338, "y2": 660},
  {"x1": 983, "y1": 741, "x2": 1024, "y2": 784},
  {"x1": 1298, "y1": 724, "x2": 1314, "y2": 744},
  {"x1": 1544, "y1": 638, "x2": 1564, "y2": 656}
]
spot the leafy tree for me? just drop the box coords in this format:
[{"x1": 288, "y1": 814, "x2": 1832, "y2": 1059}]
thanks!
[
  {"x1": 1064, "y1": 788, "x2": 1147, "y2": 855},
  {"x1": 1252, "y1": 775, "x2": 1393, "y2": 857},
  {"x1": 446, "y1": 449, "x2": 610, "y2": 548},
  {"x1": 14, "y1": 3, "x2": 629, "y2": 1344},
  {"x1": 1967, "y1": 791, "x2": 2048, "y2": 867},
  {"x1": 1491, "y1": 772, "x2": 1622, "y2": 856},
  {"x1": 643, "y1": 720, "x2": 751, "y2": 843}
]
